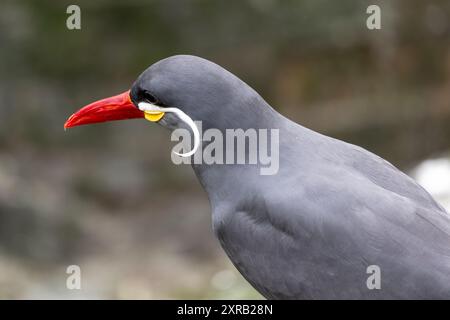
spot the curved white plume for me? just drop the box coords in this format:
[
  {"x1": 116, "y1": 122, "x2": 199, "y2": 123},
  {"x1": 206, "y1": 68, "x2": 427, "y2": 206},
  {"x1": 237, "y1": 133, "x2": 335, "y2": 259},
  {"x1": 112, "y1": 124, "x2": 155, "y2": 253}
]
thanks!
[{"x1": 138, "y1": 102, "x2": 200, "y2": 157}]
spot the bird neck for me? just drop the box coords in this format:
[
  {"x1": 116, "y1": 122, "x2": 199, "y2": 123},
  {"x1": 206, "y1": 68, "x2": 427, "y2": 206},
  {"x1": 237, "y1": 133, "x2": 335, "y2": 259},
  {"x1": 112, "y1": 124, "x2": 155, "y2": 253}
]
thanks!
[{"x1": 190, "y1": 104, "x2": 288, "y2": 208}]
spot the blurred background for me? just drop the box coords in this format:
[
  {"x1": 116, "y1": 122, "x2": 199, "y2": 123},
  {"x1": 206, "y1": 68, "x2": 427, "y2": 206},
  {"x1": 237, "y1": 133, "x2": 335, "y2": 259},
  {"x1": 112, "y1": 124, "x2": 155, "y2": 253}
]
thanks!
[{"x1": 0, "y1": 0, "x2": 449, "y2": 299}]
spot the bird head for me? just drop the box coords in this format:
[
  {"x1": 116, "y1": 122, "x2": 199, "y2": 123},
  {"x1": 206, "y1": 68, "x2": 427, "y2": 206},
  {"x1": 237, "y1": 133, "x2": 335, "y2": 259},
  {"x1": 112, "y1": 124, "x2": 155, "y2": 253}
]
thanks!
[{"x1": 64, "y1": 55, "x2": 264, "y2": 156}]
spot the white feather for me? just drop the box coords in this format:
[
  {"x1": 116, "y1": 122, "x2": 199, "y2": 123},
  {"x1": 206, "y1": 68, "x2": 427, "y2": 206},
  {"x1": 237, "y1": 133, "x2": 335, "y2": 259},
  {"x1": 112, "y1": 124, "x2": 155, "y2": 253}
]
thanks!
[{"x1": 138, "y1": 102, "x2": 200, "y2": 157}]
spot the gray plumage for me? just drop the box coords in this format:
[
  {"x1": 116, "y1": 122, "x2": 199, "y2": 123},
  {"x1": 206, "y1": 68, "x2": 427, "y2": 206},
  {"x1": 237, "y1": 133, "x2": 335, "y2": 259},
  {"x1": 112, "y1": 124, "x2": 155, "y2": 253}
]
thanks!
[{"x1": 130, "y1": 55, "x2": 450, "y2": 299}]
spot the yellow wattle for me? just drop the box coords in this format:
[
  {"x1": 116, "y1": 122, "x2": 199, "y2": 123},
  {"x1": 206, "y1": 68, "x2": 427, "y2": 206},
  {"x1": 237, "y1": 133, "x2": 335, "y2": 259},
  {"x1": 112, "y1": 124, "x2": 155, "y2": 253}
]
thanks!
[{"x1": 144, "y1": 111, "x2": 165, "y2": 122}]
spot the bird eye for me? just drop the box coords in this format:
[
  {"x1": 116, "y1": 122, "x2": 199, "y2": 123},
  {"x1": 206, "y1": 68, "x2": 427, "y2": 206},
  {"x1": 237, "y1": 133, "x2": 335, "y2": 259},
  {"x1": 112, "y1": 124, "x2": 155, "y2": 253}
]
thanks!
[{"x1": 143, "y1": 91, "x2": 159, "y2": 104}]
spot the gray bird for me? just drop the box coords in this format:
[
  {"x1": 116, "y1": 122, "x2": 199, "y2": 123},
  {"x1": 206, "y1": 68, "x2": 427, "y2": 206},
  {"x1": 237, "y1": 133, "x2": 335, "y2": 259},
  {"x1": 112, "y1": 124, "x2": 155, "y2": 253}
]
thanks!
[{"x1": 65, "y1": 55, "x2": 450, "y2": 299}]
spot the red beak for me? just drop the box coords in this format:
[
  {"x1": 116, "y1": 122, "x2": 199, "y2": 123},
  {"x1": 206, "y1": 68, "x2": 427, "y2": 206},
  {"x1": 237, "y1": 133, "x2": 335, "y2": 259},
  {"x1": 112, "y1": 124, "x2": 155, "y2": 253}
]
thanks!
[{"x1": 64, "y1": 90, "x2": 144, "y2": 129}]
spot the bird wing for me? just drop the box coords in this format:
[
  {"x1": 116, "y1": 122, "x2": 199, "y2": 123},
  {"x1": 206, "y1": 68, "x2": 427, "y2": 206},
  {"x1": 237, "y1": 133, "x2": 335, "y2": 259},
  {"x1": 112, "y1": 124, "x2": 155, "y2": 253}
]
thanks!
[
  {"x1": 328, "y1": 136, "x2": 446, "y2": 213},
  {"x1": 235, "y1": 131, "x2": 450, "y2": 298},
  {"x1": 251, "y1": 161, "x2": 450, "y2": 298},
  {"x1": 213, "y1": 122, "x2": 450, "y2": 298}
]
